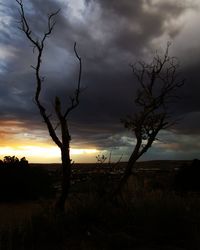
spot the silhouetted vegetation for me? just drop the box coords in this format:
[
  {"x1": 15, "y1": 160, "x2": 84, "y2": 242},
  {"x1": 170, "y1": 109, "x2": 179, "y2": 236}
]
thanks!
[
  {"x1": 10, "y1": 2, "x2": 198, "y2": 249},
  {"x1": 96, "y1": 154, "x2": 107, "y2": 164},
  {"x1": 0, "y1": 155, "x2": 28, "y2": 168},
  {"x1": 117, "y1": 43, "x2": 185, "y2": 194},
  {"x1": 1, "y1": 192, "x2": 200, "y2": 250},
  {"x1": 174, "y1": 159, "x2": 200, "y2": 193},
  {"x1": 16, "y1": 0, "x2": 82, "y2": 212},
  {"x1": 0, "y1": 156, "x2": 55, "y2": 202},
  {"x1": 0, "y1": 161, "x2": 200, "y2": 249}
]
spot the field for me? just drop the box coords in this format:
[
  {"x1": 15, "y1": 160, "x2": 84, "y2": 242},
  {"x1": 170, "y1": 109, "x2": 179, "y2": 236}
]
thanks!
[{"x1": 0, "y1": 160, "x2": 200, "y2": 250}]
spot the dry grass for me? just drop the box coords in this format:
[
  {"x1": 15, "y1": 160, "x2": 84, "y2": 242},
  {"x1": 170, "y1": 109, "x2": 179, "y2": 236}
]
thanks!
[
  {"x1": 1, "y1": 192, "x2": 200, "y2": 250},
  {"x1": 0, "y1": 202, "x2": 42, "y2": 228},
  {"x1": 0, "y1": 160, "x2": 200, "y2": 249}
]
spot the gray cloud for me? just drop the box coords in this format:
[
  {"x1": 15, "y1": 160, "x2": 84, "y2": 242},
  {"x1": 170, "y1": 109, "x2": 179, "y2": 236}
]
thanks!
[{"x1": 0, "y1": 0, "x2": 200, "y2": 161}]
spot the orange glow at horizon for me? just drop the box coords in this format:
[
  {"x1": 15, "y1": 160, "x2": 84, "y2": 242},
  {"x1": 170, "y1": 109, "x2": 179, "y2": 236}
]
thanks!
[
  {"x1": 0, "y1": 119, "x2": 100, "y2": 163},
  {"x1": 0, "y1": 144, "x2": 99, "y2": 163}
]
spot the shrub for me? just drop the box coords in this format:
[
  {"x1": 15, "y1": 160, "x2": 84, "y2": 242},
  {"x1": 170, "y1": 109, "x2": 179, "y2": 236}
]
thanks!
[
  {"x1": 0, "y1": 156, "x2": 55, "y2": 202},
  {"x1": 174, "y1": 159, "x2": 200, "y2": 193},
  {"x1": 0, "y1": 155, "x2": 29, "y2": 168}
]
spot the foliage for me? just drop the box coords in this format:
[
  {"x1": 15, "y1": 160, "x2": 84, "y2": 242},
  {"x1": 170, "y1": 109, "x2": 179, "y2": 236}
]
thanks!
[
  {"x1": 174, "y1": 159, "x2": 200, "y2": 193},
  {"x1": 96, "y1": 154, "x2": 107, "y2": 164},
  {"x1": 0, "y1": 155, "x2": 28, "y2": 168},
  {"x1": 0, "y1": 156, "x2": 55, "y2": 202}
]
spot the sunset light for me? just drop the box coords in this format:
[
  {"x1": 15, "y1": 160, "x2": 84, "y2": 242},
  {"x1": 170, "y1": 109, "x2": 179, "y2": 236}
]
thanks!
[
  {"x1": 0, "y1": 144, "x2": 99, "y2": 163},
  {"x1": 0, "y1": 119, "x2": 99, "y2": 163},
  {"x1": 1, "y1": 0, "x2": 200, "y2": 246},
  {"x1": 0, "y1": 0, "x2": 199, "y2": 163}
]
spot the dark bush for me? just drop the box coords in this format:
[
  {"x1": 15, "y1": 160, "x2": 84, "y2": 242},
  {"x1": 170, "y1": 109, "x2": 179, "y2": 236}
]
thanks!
[
  {"x1": 0, "y1": 156, "x2": 55, "y2": 202},
  {"x1": 174, "y1": 159, "x2": 200, "y2": 193}
]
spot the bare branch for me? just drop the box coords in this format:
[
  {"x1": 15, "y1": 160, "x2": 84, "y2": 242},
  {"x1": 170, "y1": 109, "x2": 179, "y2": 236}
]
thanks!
[
  {"x1": 64, "y1": 42, "x2": 82, "y2": 118},
  {"x1": 16, "y1": 0, "x2": 62, "y2": 148},
  {"x1": 16, "y1": 0, "x2": 83, "y2": 212},
  {"x1": 116, "y1": 43, "x2": 185, "y2": 195},
  {"x1": 41, "y1": 9, "x2": 60, "y2": 46}
]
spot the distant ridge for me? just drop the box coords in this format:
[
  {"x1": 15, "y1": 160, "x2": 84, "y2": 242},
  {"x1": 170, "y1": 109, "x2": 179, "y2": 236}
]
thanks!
[{"x1": 30, "y1": 160, "x2": 192, "y2": 172}]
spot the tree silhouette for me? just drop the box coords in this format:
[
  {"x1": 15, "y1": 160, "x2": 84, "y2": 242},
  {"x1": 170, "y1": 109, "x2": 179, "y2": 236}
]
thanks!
[
  {"x1": 116, "y1": 43, "x2": 184, "y2": 194},
  {"x1": 16, "y1": 0, "x2": 82, "y2": 212},
  {"x1": 1, "y1": 155, "x2": 28, "y2": 168}
]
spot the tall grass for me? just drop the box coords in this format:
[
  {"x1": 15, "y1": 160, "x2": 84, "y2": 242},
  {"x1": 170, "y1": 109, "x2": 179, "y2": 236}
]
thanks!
[{"x1": 1, "y1": 191, "x2": 200, "y2": 250}]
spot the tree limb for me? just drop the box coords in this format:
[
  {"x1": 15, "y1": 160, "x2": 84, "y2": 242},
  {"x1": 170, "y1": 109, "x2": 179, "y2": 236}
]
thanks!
[{"x1": 16, "y1": 0, "x2": 62, "y2": 148}]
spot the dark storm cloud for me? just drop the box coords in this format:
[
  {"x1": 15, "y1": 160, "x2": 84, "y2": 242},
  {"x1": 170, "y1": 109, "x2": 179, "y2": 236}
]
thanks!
[
  {"x1": 0, "y1": 0, "x2": 200, "y2": 159},
  {"x1": 87, "y1": 0, "x2": 189, "y2": 54}
]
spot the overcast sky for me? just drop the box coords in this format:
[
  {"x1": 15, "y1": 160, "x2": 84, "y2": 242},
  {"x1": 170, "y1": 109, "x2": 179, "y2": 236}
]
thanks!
[{"x1": 0, "y1": 0, "x2": 200, "y2": 163}]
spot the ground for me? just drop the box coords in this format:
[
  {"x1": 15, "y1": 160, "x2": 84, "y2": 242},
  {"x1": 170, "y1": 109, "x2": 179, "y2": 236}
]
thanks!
[{"x1": 0, "y1": 160, "x2": 199, "y2": 250}]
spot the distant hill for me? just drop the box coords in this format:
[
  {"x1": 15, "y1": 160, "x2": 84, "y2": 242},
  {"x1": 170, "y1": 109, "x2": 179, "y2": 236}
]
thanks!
[{"x1": 30, "y1": 160, "x2": 192, "y2": 173}]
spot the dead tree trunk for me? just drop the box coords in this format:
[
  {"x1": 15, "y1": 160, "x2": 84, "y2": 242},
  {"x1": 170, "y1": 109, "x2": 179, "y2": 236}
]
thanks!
[
  {"x1": 55, "y1": 146, "x2": 71, "y2": 212},
  {"x1": 16, "y1": 0, "x2": 82, "y2": 212},
  {"x1": 55, "y1": 119, "x2": 72, "y2": 212}
]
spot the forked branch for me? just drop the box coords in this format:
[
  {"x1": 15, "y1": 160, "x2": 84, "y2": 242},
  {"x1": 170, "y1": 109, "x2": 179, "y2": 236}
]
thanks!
[
  {"x1": 64, "y1": 42, "x2": 82, "y2": 118},
  {"x1": 116, "y1": 44, "x2": 185, "y2": 195},
  {"x1": 16, "y1": 0, "x2": 62, "y2": 148}
]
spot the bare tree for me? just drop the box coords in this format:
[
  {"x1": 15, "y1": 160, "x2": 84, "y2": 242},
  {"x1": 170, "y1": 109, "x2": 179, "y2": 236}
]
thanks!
[
  {"x1": 115, "y1": 43, "x2": 184, "y2": 194},
  {"x1": 16, "y1": 0, "x2": 82, "y2": 212}
]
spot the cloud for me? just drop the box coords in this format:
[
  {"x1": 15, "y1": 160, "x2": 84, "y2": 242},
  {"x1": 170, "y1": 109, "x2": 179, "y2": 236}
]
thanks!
[{"x1": 0, "y1": 0, "x2": 199, "y2": 161}]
